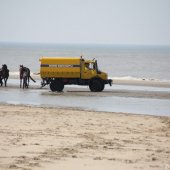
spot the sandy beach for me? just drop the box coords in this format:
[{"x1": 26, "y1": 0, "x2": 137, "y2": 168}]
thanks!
[{"x1": 0, "y1": 104, "x2": 169, "y2": 170}]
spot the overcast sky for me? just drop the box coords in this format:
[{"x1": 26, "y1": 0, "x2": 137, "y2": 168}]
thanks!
[{"x1": 0, "y1": 0, "x2": 170, "y2": 45}]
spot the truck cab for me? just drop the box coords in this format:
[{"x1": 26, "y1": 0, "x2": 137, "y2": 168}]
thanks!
[{"x1": 80, "y1": 58, "x2": 112, "y2": 92}]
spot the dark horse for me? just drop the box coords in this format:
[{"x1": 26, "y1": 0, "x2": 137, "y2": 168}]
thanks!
[
  {"x1": 19, "y1": 65, "x2": 36, "y2": 89},
  {"x1": 0, "y1": 64, "x2": 9, "y2": 87}
]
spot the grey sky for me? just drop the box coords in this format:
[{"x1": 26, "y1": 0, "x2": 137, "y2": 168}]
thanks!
[{"x1": 0, "y1": 0, "x2": 170, "y2": 45}]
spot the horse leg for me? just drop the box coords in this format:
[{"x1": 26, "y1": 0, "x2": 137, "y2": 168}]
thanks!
[
  {"x1": 23, "y1": 77, "x2": 27, "y2": 89},
  {"x1": 26, "y1": 77, "x2": 28, "y2": 88},
  {"x1": 0, "y1": 78, "x2": 2, "y2": 86},
  {"x1": 28, "y1": 76, "x2": 30, "y2": 87},
  {"x1": 5, "y1": 78, "x2": 8, "y2": 87},
  {"x1": 20, "y1": 79, "x2": 22, "y2": 88},
  {"x1": 24, "y1": 77, "x2": 27, "y2": 89},
  {"x1": 4, "y1": 78, "x2": 7, "y2": 87},
  {"x1": 2, "y1": 79, "x2": 4, "y2": 86},
  {"x1": 23, "y1": 77, "x2": 25, "y2": 89}
]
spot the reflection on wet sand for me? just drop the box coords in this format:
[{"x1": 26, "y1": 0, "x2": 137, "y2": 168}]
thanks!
[{"x1": 0, "y1": 81, "x2": 170, "y2": 116}]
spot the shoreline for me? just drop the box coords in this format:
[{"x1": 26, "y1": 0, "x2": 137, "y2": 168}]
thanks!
[
  {"x1": 112, "y1": 78, "x2": 170, "y2": 88},
  {"x1": 8, "y1": 72, "x2": 170, "y2": 88},
  {"x1": 0, "y1": 103, "x2": 169, "y2": 118},
  {"x1": 0, "y1": 104, "x2": 169, "y2": 170}
]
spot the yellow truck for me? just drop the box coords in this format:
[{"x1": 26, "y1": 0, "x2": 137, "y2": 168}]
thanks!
[{"x1": 39, "y1": 57, "x2": 112, "y2": 92}]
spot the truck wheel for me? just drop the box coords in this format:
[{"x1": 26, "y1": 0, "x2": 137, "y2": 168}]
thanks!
[
  {"x1": 50, "y1": 80, "x2": 64, "y2": 92},
  {"x1": 100, "y1": 83, "x2": 105, "y2": 91},
  {"x1": 89, "y1": 79, "x2": 104, "y2": 92}
]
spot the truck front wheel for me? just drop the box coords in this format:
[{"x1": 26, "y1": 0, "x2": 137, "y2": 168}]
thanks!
[
  {"x1": 50, "y1": 79, "x2": 64, "y2": 92},
  {"x1": 89, "y1": 79, "x2": 104, "y2": 92}
]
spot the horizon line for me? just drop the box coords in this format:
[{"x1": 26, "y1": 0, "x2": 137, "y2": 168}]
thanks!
[{"x1": 0, "y1": 41, "x2": 170, "y2": 47}]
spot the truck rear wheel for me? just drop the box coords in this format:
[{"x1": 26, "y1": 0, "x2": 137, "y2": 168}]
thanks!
[
  {"x1": 89, "y1": 79, "x2": 104, "y2": 92},
  {"x1": 50, "y1": 79, "x2": 64, "y2": 92}
]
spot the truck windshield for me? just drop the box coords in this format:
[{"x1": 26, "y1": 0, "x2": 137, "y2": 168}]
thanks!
[
  {"x1": 85, "y1": 61, "x2": 100, "y2": 73},
  {"x1": 85, "y1": 62, "x2": 95, "y2": 70}
]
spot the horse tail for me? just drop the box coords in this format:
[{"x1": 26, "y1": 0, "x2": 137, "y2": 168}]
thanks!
[{"x1": 29, "y1": 76, "x2": 36, "y2": 83}]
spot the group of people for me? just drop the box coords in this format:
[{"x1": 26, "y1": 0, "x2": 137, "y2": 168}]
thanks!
[{"x1": 0, "y1": 65, "x2": 36, "y2": 88}]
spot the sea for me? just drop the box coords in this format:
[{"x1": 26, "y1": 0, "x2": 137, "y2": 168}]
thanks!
[
  {"x1": 0, "y1": 42, "x2": 170, "y2": 116},
  {"x1": 0, "y1": 42, "x2": 170, "y2": 81}
]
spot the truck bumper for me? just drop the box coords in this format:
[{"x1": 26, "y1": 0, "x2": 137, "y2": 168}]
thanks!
[{"x1": 105, "y1": 79, "x2": 112, "y2": 86}]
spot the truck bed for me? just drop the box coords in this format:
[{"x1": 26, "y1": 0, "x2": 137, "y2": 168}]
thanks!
[{"x1": 40, "y1": 57, "x2": 81, "y2": 78}]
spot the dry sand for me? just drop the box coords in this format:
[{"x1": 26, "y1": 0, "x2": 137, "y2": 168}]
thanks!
[{"x1": 0, "y1": 104, "x2": 170, "y2": 170}]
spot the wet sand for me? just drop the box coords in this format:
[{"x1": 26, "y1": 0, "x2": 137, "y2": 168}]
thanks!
[
  {"x1": 0, "y1": 104, "x2": 170, "y2": 170},
  {"x1": 1, "y1": 83, "x2": 170, "y2": 100},
  {"x1": 1, "y1": 77, "x2": 170, "y2": 116}
]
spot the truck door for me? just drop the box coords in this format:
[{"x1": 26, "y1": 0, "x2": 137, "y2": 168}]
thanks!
[{"x1": 82, "y1": 62, "x2": 96, "y2": 79}]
